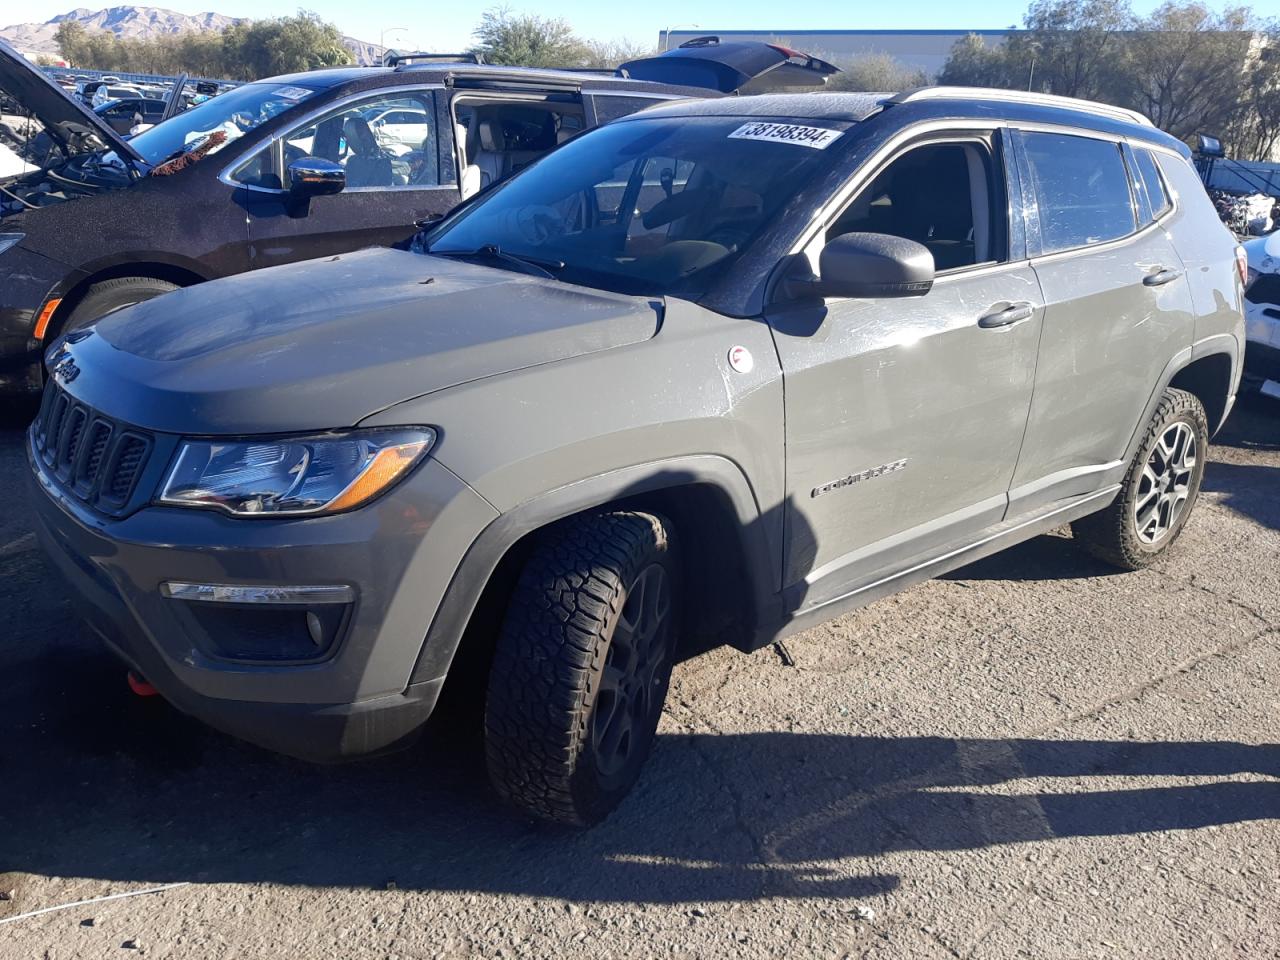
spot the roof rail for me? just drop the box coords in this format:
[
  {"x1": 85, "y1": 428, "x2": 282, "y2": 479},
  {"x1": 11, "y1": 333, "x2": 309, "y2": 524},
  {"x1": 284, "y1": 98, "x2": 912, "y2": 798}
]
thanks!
[
  {"x1": 390, "y1": 52, "x2": 483, "y2": 69},
  {"x1": 887, "y1": 86, "x2": 1154, "y2": 127}
]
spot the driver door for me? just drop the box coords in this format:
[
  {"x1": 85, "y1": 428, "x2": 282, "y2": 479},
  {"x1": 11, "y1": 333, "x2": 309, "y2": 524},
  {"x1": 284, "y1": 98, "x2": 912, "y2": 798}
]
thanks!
[
  {"x1": 238, "y1": 90, "x2": 461, "y2": 268},
  {"x1": 767, "y1": 131, "x2": 1043, "y2": 601}
]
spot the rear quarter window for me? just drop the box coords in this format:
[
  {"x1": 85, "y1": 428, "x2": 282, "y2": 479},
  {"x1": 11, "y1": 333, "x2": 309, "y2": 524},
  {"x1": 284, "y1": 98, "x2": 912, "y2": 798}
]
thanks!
[
  {"x1": 1022, "y1": 131, "x2": 1137, "y2": 254},
  {"x1": 1134, "y1": 148, "x2": 1172, "y2": 218}
]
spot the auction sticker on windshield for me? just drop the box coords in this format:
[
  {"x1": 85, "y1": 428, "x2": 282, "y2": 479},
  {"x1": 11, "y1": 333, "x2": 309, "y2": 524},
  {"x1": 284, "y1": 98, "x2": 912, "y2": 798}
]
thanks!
[
  {"x1": 728, "y1": 122, "x2": 843, "y2": 150},
  {"x1": 274, "y1": 86, "x2": 313, "y2": 101}
]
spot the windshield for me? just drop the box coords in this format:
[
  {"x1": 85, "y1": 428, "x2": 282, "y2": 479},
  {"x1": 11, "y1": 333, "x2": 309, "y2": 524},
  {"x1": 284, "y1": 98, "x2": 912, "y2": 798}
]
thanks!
[
  {"x1": 425, "y1": 115, "x2": 850, "y2": 297},
  {"x1": 128, "y1": 81, "x2": 322, "y2": 165}
]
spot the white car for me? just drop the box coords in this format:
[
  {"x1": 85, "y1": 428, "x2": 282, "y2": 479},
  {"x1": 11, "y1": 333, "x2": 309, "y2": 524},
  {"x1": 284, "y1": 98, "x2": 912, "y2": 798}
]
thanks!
[
  {"x1": 363, "y1": 105, "x2": 430, "y2": 154},
  {"x1": 92, "y1": 84, "x2": 143, "y2": 108},
  {"x1": 1243, "y1": 231, "x2": 1280, "y2": 398}
]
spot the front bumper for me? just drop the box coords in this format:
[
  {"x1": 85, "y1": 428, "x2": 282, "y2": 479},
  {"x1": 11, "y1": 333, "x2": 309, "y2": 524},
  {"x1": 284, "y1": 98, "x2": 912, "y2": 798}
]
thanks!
[
  {"x1": 1244, "y1": 300, "x2": 1280, "y2": 382},
  {"x1": 27, "y1": 430, "x2": 498, "y2": 761}
]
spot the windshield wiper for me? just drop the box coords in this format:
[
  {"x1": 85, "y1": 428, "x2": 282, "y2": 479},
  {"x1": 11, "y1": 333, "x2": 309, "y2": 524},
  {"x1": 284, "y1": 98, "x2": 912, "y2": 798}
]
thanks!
[{"x1": 430, "y1": 244, "x2": 564, "y2": 280}]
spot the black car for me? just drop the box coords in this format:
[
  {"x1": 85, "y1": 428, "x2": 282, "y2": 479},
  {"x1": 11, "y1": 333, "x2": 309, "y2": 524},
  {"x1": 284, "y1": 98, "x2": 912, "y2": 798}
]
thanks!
[
  {"x1": 0, "y1": 37, "x2": 837, "y2": 395},
  {"x1": 94, "y1": 96, "x2": 170, "y2": 135}
]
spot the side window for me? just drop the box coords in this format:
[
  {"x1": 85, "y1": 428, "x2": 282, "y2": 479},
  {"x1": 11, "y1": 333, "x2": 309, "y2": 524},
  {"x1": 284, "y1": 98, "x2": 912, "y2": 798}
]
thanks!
[
  {"x1": 826, "y1": 139, "x2": 1005, "y2": 272},
  {"x1": 232, "y1": 150, "x2": 278, "y2": 190},
  {"x1": 1022, "y1": 132, "x2": 1136, "y2": 253},
  {"x1": 1134, "y1": 148, "x2": 1172, "y2": 219},
  {"x1": 282, "y1": 92, "x2": 439, "y2": 191},
  {"x1": 591, "y1": 95, "x2": 661, "y2": 124}
]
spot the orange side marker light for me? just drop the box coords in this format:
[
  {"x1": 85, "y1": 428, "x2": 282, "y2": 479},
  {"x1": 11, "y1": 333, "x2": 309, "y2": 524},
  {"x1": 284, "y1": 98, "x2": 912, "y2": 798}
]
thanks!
[{"x1": 33, "y1": 298, "x2": 62, "y2": 340}]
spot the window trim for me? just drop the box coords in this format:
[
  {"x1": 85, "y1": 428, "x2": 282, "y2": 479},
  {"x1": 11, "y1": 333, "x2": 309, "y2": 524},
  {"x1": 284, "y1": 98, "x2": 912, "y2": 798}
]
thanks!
[{"x1": 219, "y1": 84, "x2": 450, "y2": 195}]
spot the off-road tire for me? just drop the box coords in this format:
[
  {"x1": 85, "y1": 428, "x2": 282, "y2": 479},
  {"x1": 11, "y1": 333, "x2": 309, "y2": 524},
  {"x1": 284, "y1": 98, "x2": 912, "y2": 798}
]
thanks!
[
  {"x1": 484, "y1": 510, "x2": 678, "y2": 826},
  {"x1": 63, "y1": 277, "x2": 180, "y2": 333},
  {"x1": 1072, "y1": 387, "x2": 1208, "y2": 570}
]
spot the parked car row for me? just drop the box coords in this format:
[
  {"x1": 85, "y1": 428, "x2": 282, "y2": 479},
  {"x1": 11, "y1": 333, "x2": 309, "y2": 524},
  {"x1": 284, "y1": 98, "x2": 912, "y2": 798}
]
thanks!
[
  {"x1": 0, "y1": 37, "x2": 839, "y2": 394},
  {"x1": 17, "y1": 56, "x2": 1246, "y2": 825}
]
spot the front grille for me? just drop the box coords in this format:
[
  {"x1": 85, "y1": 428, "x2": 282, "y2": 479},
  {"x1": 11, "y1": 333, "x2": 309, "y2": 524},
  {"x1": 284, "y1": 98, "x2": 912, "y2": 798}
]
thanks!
[
  {"x1": 33, "y1": 380, "x2": 154, "y2": 513},
  {"x1": 1246, "y1": 273, "x2": 1280, "y2": 307}
]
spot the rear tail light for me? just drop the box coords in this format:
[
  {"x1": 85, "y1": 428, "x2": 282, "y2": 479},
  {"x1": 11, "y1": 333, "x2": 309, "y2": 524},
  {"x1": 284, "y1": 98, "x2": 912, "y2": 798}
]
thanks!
[{"x1": 1235, "y1": 246, "x2": 1249, "y2": 287}]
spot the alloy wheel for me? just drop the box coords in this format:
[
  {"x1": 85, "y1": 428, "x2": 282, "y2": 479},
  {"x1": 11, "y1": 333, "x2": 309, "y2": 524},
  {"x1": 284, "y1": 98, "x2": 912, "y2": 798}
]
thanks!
[
  {"x1": 592, "y1": 564, "x2": 673, "y2": 778},
  {"x1": 1134, "y1": 421, "x2": 1197, "y2": 544}
]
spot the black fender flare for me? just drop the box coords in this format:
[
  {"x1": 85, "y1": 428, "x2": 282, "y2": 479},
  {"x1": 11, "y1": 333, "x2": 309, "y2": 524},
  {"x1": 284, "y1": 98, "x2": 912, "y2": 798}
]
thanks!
[{"x1": 409, "y1": 454, "x2": 781, "y2": 684}]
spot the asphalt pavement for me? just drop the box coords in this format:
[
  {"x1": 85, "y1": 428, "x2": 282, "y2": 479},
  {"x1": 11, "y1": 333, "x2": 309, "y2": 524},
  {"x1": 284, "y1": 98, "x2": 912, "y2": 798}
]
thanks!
[{"x1": 1, "y1": 393, "x2": 1277, "y2": 959}]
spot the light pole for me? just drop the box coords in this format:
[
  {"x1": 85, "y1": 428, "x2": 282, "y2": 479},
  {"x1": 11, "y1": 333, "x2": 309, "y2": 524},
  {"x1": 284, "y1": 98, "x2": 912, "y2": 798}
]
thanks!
[{"x1": 661, "y1": 23, "x2": 700, "y2": 50}]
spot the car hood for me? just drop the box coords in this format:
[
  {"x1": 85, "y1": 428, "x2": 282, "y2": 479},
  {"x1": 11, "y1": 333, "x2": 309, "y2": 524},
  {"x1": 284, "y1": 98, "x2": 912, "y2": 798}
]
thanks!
[
  {"x1": 0, "y1": 39, "x2": 144, "y2": 166},
  {"x1": 58, "y1": 247, "x2": 663, "y2": 434}
]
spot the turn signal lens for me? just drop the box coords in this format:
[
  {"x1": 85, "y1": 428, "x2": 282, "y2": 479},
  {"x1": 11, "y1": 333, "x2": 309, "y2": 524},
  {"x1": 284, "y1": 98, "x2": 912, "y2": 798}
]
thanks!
[{"x1": 33, "y1": 298, "x2": 62, "y2": 340}]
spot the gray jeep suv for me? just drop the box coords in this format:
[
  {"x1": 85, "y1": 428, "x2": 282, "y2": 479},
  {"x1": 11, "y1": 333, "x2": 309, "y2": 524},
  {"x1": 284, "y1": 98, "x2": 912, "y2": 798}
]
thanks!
[{"x1": 27, "y1": 88, "x2": 1246, "y2": 825}]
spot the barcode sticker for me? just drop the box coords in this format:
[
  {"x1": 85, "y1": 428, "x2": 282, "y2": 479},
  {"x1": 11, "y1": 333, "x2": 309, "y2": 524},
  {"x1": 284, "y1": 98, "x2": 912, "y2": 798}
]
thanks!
[{"x1": 728, "y1": 122, "x2": 843, "y2": 150}]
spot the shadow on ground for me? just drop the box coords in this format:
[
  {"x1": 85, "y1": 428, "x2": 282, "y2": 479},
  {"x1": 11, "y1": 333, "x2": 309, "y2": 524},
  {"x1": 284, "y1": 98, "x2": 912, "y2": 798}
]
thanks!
[{"x1": 2, "y1": 632, "x2": 1276, "y2": 904}]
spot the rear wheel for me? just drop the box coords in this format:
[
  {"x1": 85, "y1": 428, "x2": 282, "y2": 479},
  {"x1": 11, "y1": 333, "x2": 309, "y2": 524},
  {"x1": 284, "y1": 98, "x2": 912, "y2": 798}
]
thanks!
[
  {"x1": 484, "y1": 510, "x2": 678, "y2": 826},
  {"x1": 62, "y1": 277, "x2": 180, "y2": 334},
  {"x1": 1072, "y1": 387, "x2": 1208, "y2": 570}
]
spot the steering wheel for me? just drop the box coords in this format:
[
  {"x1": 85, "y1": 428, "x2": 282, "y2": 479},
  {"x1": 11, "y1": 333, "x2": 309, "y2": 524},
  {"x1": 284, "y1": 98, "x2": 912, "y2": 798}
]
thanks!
[{"x1": 507, "y1": 205, "x2": 565, "y2": 246}]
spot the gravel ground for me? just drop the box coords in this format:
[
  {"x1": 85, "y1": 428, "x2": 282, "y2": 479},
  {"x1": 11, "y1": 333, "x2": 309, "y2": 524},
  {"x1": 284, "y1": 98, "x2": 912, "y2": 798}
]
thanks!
[{"x1": 1, "y1": 394, "x2": 1277, "y2": 960}]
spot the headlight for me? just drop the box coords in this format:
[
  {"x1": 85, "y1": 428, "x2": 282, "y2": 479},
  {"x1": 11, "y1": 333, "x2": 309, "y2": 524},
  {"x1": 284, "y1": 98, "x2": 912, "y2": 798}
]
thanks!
[
  {"x1": 158, "y1": 428, "x2": 435, "y2": 517},
  {"x1": 0, "y1": 233, "x2": 24, "y2": 256}
]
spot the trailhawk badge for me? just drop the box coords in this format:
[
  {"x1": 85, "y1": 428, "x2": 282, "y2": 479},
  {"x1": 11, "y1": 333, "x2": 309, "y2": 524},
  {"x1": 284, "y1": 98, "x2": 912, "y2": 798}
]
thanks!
[
  {"x1": 728, "y1": 345, "x2": 754, "y2": 373},
  {"x1": 812, "y1": 459, "x2": 908, "y2": 497}
]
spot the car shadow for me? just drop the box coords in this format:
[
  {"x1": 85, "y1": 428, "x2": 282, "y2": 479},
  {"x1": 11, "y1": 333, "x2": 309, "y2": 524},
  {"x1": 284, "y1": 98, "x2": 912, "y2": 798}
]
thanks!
[
  {"x1": 1201, "y1": 460, "x2": 1280, "y2": 532},
  {"x1": 2, "y1": 639, "x2": 1276, "y2": 903},
  {"x1": 1213, "y1": 391, "x2": 1280, "y2": 452},
  {"x1": 942, "y1": 530, "x2": 1123, "y2": 583}
]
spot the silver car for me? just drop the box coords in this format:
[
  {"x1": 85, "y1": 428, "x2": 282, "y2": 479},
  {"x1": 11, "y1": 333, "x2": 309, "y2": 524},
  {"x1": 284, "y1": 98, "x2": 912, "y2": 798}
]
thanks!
[{"x1": 28, "y1": 88, "x2": 1246, "y2": 825}]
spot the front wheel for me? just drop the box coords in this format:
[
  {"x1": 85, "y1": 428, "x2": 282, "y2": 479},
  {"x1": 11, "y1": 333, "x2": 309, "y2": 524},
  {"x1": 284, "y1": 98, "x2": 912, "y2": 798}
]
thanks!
[
  {"x1": 1072, "y1": 387, "x2": 1208, "y2": 570},
  {"x1": 484, "y1": 510, "x2": 679, "y2": 826},
  {"x1": 62, "y1": 277, "x2": 180, "y2": 334}
]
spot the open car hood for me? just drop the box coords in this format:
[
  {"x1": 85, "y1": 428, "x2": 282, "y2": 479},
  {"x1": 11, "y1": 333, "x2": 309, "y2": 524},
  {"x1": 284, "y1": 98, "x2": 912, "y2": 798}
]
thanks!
[
  {"x1": 620, "y1": 37, "x2": 841, "y2": 94},
  {"x1": 0, "y1": 38, "x2": 144, "y2": 165}
]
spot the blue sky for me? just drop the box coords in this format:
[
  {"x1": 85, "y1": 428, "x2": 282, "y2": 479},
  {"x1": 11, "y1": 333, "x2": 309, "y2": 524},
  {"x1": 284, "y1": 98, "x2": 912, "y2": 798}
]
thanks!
[{"x1": 13, "y1": 0, "x2": 1280, "y2": 50}]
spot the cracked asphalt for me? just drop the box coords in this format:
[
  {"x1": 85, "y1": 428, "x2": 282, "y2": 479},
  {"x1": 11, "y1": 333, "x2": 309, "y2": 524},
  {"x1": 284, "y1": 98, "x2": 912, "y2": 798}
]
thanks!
[{"x1": 1, "y1": 394, "x2": 1277, "y2": 959}]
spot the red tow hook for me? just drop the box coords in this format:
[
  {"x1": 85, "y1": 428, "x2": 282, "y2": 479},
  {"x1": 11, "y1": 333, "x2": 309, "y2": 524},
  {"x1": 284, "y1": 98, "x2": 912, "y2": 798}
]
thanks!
[{"x1": 127, "y1": 671, "x2": 160, "y2": 697}]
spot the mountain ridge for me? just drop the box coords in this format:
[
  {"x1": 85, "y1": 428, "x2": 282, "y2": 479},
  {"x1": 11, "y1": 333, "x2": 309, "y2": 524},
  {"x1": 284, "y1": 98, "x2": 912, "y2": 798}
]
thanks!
[{"x1": 1, "y1": 5, "x2": 382, "y2": 67}]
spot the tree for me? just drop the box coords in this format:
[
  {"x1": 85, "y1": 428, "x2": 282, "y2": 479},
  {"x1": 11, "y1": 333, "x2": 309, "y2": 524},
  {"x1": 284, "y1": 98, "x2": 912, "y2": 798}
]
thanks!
[
  {"x1": 1118, "y1": 2, "x2": 1258, "y2": 141},
  {"x1": 220, "y1": 12, "x2": 351, "y2": 80},
  {"x1": 938, "y1": 33, "x2": 1016, "y2": 88},
  {"x1": 469, "y1": 6, "x2": 591, "y2": 67},
  {"x1": 1238, "y1": 35, "x2": 1280, "y2": 160},
  {"x1": 55, "y1": 10, "x2": 351, "y2": 80},
  {"x1": 1005, "y1": 0, "x2": 1134, "y2": 98},
  {"x1": 829, "y1": 53, "x2": 929, "y2": 92},
  {"x1": 581, "y1": 38, "x2": 654, "y2": 70}
]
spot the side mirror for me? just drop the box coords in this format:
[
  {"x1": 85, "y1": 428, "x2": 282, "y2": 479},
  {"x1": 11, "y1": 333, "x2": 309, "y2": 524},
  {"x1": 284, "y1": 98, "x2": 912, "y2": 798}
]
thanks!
[
  {"x1": 287, "y1": 157, "x2": 346, "y2": 199},
  {"x1": 799, "y1": 232, "x2": 935, "y2": 300}
]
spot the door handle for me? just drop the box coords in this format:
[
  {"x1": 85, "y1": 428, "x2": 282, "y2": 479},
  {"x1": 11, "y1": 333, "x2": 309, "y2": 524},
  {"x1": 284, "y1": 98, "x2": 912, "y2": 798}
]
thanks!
[
  {"x1": 1143, "y1": 267, "x2": 1183, "y2": 287},
  {"x1": 978, "y1": 302, "x2": 1036, "y2": 329}
]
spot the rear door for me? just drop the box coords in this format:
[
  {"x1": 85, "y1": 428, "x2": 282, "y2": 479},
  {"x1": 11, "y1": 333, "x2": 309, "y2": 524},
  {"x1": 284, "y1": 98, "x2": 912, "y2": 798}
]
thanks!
[
  {"x1": 1008, "y1": 129, "x2": 1196, "y2": 515},
  {"x1": 240, "y1": 88, "x2": 459, "y2": 268}
]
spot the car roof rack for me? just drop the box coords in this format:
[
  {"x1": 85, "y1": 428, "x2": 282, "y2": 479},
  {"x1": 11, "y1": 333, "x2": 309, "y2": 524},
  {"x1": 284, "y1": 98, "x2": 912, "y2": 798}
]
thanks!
[
  {"x1": 886, "y1": 86, "x2": 1154, "y2": 127},
  {"x1": 390, "y1": 52, "x2": 484, "y2": 69}
]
